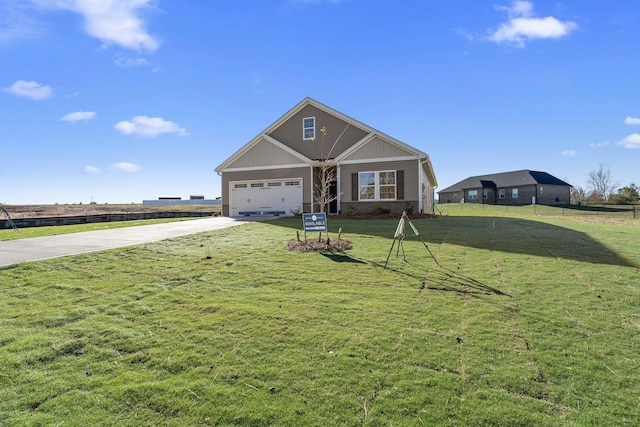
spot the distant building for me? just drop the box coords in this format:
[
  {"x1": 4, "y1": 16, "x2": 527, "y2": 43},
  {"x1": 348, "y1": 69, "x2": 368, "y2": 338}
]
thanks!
[
  {"x1": 438, "y1": 170, "x2": 572, "y2": 206},
  {"x1": 142, "y1": 196, "x2": 221, "y2": 206}
]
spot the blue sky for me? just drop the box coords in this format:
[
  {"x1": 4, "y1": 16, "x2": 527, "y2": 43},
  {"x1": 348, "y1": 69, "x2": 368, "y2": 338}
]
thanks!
[{"x1": 1, "y1": 0, "x2": 638, "y2": 205}]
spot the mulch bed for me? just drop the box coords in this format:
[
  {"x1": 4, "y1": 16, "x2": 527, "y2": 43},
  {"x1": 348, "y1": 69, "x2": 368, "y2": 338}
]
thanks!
[{"x1": 287, "y1": 238, "x2": 352, "y2": 252}]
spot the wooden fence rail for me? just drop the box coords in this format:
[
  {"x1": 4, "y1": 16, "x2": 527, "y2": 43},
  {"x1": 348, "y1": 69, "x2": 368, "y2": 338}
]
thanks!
[{"x1": 1, "y1": 211, "x2": 216, "y2": 230}]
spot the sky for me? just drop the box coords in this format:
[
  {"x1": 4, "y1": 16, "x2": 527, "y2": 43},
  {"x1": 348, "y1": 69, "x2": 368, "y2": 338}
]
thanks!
[{"x1": 1, "y1": 0, "x2": 639, "y2": 205}]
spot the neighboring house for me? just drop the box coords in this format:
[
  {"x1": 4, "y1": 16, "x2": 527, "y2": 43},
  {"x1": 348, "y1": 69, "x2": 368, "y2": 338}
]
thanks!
[
  {"x1": 215, "y1": 97, "x2": 438, "y2": 217},
  {"x1": 438, "y1": 170, "x2": 571, "y2": 206}
]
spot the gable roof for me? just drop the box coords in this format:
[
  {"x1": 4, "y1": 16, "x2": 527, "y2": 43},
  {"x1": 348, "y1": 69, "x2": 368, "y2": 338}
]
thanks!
[
  {"x1": 215, "y1": 97, "x2": 437, "y2": 187},
  {"x1": 438, "y1": 170, "x2": 571, "y2": 193}
]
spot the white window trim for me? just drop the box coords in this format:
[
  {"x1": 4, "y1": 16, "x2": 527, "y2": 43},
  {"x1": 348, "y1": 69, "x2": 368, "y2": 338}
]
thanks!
[
  {"x1": 512, "y1": 188, "x2": 519, "y2": 198},
  {"x1": 358, "y1": 170, "x2": 397, "y2": 201},
  {"x1": 468, "y1": 190, "x2": 478, "y2": 200},
  {"x1": 499, "y1": 189, "x2": 506, "y2": 200},
  {"x1": 303, "y1": 117, "x2": 315, "y2": 140}
]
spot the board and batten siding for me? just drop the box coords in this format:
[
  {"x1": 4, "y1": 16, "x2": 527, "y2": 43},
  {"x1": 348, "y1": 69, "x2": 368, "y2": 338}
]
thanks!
[
  {"x1": 226, "y1": 138, "x2": 305, "y2": 169},
  {"x1": 340, "y1": 159, "x2": 419, "y2": 203},
  {"x1": 268, "y1": 105, "x2": 369, "y2": 160},
  {"x1": 341, "y1": 136, "x2": 415, "y2": 161},
  {"x1": 220, "y1": 167, "x2": 312, "y2": 216}
]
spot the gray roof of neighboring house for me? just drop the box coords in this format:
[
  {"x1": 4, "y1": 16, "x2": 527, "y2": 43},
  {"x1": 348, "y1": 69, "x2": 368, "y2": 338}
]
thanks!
[{"x1": 438, "y1": 170, "x2": 572, "y2": 193}]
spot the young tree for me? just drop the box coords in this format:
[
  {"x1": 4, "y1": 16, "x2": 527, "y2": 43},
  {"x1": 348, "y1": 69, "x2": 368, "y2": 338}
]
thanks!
[
  {"x1": 570, "y1": 185, "x2": 587, "y2": 205},
  {"x1": 587, "y1": 163, "x2": 619, "y2": 202},
  {"x1": 313, "y1": 125, "x2": 349, "y2": 213}
]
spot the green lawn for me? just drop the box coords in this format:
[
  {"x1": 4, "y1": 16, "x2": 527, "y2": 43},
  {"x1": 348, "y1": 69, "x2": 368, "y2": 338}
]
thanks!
[
  {"x1": 0, "y1": 218, "x2": 197, "y2": 241},
  {"x1": 1, "y1": 206, "x2": 638, "y2": 426}
]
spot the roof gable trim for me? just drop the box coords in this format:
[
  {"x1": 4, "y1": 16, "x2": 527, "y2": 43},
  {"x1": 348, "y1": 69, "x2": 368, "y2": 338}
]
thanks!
[{"x1": 215, "y1": 133, "x2": 313, "y2": 172}]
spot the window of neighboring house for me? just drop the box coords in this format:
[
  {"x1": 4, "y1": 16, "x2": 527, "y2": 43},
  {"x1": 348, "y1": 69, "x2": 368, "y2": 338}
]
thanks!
[
  {"x1": 540, "y1": 187, "x2": 544, "y2": 194},
  {"x1": 468, "y1": 190, "x2": 478, "y2": 200},
  {"x1": 453, "y1": 193, "x2": 458, "y2": 199},
  {"x1": 483, "y1": 189, "x2": 488, "y2": 199},
  {"x1": 358, "y1": 171, "x2": 396, "y2": 200},
  {"x1": 303, "y1": 117, "x2": 315, "y2": 140},
  {"x1": 512, "y1": 188, "x2": 519, "y2": 198},
  {"x1": 499, "y1": 189, "x2": 506, "y2": 199}
]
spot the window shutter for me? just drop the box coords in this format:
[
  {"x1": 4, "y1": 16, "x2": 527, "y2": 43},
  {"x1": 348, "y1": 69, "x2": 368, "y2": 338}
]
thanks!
[
  {"x1": 397, "y1": 170, "x2": 404, "y2": 200},
  {"x1": 352, "y1": 173, "x2": 358, "y2": 201}
]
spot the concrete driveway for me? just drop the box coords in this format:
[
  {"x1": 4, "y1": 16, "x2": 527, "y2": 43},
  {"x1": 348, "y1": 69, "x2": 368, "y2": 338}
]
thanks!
[{"x1": 0, "y1": 216, "x2": 257, "y2": 268}]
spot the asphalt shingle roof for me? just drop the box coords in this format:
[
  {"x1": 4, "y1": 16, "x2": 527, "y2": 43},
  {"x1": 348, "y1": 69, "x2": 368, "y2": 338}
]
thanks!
[{"x1": 438, "y1": 170, "x2": 571, "y2": 193}]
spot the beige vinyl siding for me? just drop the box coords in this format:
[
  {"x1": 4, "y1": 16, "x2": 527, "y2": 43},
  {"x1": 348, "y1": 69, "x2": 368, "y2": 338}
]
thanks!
[
  {"x1": 340, "y1": 160, "x2": 418, "y2": 203},
  {"x1": 226, "y1": 138, "x2": 304, "y2": 169},
  {"x1": 342, "y1": 136, "x2": 414, "y2": 161},
  {"x1": 220, "y1": 167, "x2": 312, "y2": 216},
  {"x1": 268, "y1": 105, "x2": 369, "y2": 160}
]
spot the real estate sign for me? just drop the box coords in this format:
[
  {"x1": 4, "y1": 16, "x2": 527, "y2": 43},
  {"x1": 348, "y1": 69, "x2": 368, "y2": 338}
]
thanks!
[{"x1": 303, "y1": 213, "x2": 327, "y2": 232}]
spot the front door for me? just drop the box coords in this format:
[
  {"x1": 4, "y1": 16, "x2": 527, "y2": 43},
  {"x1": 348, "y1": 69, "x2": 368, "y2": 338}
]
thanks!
[{"x1": 328, "y1": 178, "x2": 338, "y2": 214}]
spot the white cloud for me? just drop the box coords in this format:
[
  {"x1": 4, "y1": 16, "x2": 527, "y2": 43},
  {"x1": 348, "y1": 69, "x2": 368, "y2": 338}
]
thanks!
[
  {"x1": 487, "y1": 1, "x2": 578, "y2": 47},
  {"x1": 3, "y1": 80, "x2": 53, "y2": 100},
  {"x1": 616, "y1": 133, "x2": 640, "y2": 149},
  {"x1": 34, "y1": 0, "x2": 160, "y2": 51},
  {"x1": 114, "y1": 115, "x2": 188, "y2": 138},
  {"x1": 114, "y1": 55, "x2": 150, "y2": 68},
  {"x1": 590, "y1": 141, "x2": 609, "y2": 148},
  {"x1": 61, "y1": 111, "x2": 96, "y2": 122},
  {"x1": 84, "y1": 165, "x2": 101, "y2": 174},
  {"x1": 561, "y1": 149, "x2": 576, "y2": 157},
  {"x1": 110, "y1": 162, "x2": 142, "y2": 172},
  {"x1": 0, "y1": 0, "x2": 46, "y2": 44},
  {"x1": 625, "y1": 116, "x2": 640, "y2": 125}
]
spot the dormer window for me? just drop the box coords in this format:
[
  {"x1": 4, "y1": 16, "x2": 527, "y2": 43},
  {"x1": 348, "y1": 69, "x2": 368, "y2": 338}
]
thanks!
[{"x1": 303, "y1": 117, "x2": 315, "y2": 140}]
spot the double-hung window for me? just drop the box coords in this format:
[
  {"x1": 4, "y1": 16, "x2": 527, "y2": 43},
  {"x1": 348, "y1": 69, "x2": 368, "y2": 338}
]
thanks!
[
  {"x1": 358, "y1": 171, "x2": 396, "y2": 200},
  {"x1": 303, "y1": 117, "x2": 315, "y2": 140},
  {"x1": 512, "y1": 188, "x2": 519, "y2": 199},
  {"x1": 468, "y1": 190, "x2": 478, "y2": 200}
]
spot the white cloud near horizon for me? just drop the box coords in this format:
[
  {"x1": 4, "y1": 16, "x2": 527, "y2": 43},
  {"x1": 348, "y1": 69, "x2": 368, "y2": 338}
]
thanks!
[
  {"x1": 616, "y1": 133, "x2": 640, "y2": 149},
  {"x1": 110, "y1": 162, "x2": 142, "y2": 172},
  {"x1": 84, "y1": 165, "x2": 101, "y2": 174},
  {"x1": 114, "y1": 115, "x2": 188, "y2": 138},
  {"x1": 2, "y1": 80, "x2": 53, "y2": 100},
  {"x1": 561, "y1": 149, "x2": 576, "y2": 157},
  {"x1": 34, "y1": 0, "x2": 160, "y2": 51},
  {"x1": 624, "y1": 116, "x2": 640, "y2": 125},
  {"x1": 61, "y1": 111, "x2": 96, "y2": 122},
  {"x1": 487, "y1": 1, "x2": 578, "y2": 47}
]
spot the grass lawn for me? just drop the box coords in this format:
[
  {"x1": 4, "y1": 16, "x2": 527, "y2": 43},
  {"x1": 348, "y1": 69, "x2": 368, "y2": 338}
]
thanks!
[
  {"x1": 1, "y1": 206, "x2": 638, "y2": 426},
  {"x1": 0, "y1": 218, "x2": 197, "y2": 242}
]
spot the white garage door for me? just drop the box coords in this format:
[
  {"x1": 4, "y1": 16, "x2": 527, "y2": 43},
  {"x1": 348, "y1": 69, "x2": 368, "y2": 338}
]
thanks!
[{"x1": 229, "y1": 179, "x2": 303, "y2": 217}]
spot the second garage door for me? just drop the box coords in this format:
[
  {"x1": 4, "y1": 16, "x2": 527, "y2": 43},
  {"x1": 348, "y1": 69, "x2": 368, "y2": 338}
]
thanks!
[{"x1": 229, "y1": 179, "x2": 303, "y2": 217}]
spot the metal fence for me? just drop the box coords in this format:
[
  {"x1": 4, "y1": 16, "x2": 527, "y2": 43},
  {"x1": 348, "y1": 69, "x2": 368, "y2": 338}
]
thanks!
[{"x1": 1, "y1": 211, "x2": 217, "y2": 230}]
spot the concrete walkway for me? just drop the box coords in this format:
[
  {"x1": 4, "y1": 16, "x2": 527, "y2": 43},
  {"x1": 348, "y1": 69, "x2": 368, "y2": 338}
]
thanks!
[{"x1": 0, "y1": 216, "x2": 257, "y2": 268}]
